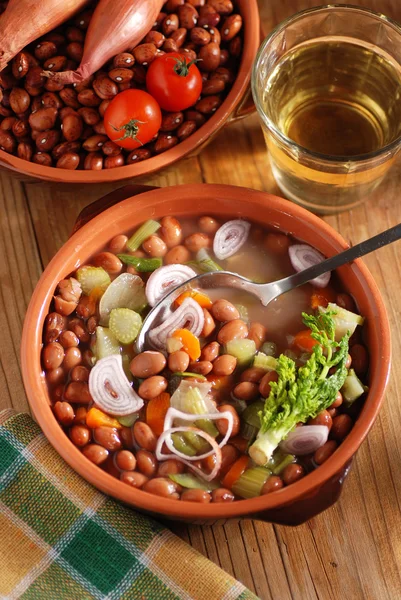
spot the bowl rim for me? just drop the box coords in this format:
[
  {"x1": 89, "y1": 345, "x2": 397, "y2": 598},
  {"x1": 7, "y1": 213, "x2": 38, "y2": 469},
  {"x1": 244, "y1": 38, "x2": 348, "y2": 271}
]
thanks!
[
  {"x1": 21, "y1": 183, "x2": 391, "y2": 519},
  {"x1": 0, "y1": 0, "x2": 260, "y2": 184}
]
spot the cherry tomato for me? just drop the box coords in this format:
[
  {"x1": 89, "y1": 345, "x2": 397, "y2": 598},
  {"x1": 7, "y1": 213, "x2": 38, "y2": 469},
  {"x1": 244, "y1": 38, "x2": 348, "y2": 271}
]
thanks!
[
  {"x1": 104, "y1": 89, "x2": 162, "y2": 150},
  {"x1": 146, "y1": 52, "x2": 202, "y2": 112}
]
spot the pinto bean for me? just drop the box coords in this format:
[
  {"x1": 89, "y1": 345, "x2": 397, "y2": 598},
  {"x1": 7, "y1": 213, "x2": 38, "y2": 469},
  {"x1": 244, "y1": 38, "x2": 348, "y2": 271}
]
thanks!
[
  {"x1": 56, "y1": 153, "x2": 80, "y2": 170},
  {"x1": 349, "y1": 344, "x2": 369, "y2": 376},
  {"x1": 201, "y1": 309, "x2": 216, "y2": 337},
  {"x1": 259, "y1": 371, "x2": 279, "y2": 398},
  {"x1": 282, "y1": 463, "x2": 305, "y2": 486},
  {"x1": 70, "y1": 424, "x2": 90, "y2": 447},
  {"x1": 92, "y1": 251, "x2": 123, "y2": 274},
  {"x1": 262, "y1": 475, "x2": 284, "y2": 494},
  {"x1": 133, "y1": 421, "x2": 157, "y2": 451},
  {"x1": 62, "y1": 114, "x2": 83, "y2": 142},
  {"x1": 139, "y1": 376, "x2": 168, "y2": 400},
  {"x1": 64, "y1": 381, "x2": 92, "y2": 404},
  {"x1": 233, "y1": 382, "x2": 259, "y2": 401},
  {"x1": 217, "y1": 319, "x2": 248, "y2": 345},
  {"x1": 157, "y1": 459, "x2": 185, "y2": 477},
  {"x1": 136, "y1": 449, "x2": 157, "y2": 477},
  {"x1": 53, "y1": 401, "x2": 75, "y2": 426},
  {"x1": 181, "y1": 489, "x2": 211, "y2": 503},
  {"x1": 142, "y1": 235, "x2": 167, "y2": 257},
  {"x1": 309, "y1": 410, "x2": 333, "y2": 430},
  {"x1": 94, "y1": 427, "x2": 122, "y2": 451},
  {"x1": 168, "y1": 350, "x2": 190, "y2": 372},
  {"x1": 240, "y1": 367, "x2": 265, "y2": 383},
  {"x1": 198, "y1": 43, "x2": 220, "y2": 71},
  {"x1": 130, "y1": 352, "x2": 167, "y2": 378},
  {"x1": 9, "y1": 88, "x2": 31, "y2": 113},
  {"x1": 121, "y1": 471, "x2": 149, "y2": 488},
  {"x1": 184, "y1": 232, "x2": 210, "y2": 252},
  {"x1": 216, "y1": 404, "x2": 240, "y2": 437},
  {"x1": 247, "y1": 323, "x2": 267, "y2": 350},
  {"x1": 211, "y1": 299, "x2": 239, "y2": 322},
  {"x1": 178, "y1": 4, "x2": 199, "y2": 28},
  {"x1": 213, "y1": 354, "x2": 237, "y2": 376},
  {"x1": 142, "y1": 477, "x2": 180, "y2": 499},
  {"x1": 200, "y1": 341, "x2": 220, "y2": 362},
  {"x1": 189, "y1": 360, "x2": 213, "y2": 375},
  {"x1": 82, "y1": 444, "x2": 109, "y2": 465},
  {"x1": 330, "y1": 414, "x2": 353, "y2": 441},
  {"x1": 42, "y1": 342, "x2": 65, "y2": 370},
  {"x1": 314, "y1": 440, "x2": 338, "y2": 465}
]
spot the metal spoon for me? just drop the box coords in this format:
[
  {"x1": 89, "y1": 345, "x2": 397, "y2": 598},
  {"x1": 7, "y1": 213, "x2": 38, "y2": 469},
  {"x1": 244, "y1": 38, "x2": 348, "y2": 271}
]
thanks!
[{"x1": 136, "y1": 222, "x2": 401, "y2": 351}]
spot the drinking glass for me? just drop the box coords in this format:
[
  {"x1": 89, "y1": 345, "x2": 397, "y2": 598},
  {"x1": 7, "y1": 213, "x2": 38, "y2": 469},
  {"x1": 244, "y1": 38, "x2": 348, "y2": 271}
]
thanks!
[{"x1": 252, "y1": 5, "x2": 401, "y2": 214}]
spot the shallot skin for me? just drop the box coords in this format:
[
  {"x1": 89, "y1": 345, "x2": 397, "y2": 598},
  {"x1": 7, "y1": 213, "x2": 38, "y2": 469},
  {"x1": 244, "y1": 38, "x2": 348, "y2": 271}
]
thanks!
[
  {"x1": 44, "y1": 0, "x2": 165, "y2": 84},
  {"x1": 0, "y1": 0, "x2": 90, "y2": 72}
]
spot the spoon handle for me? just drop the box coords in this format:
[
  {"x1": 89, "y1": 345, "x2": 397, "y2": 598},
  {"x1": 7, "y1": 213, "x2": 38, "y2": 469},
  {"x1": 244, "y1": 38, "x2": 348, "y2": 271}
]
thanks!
[{"x1": 279, "y1": 222, "x2": 401, "y2": 292}]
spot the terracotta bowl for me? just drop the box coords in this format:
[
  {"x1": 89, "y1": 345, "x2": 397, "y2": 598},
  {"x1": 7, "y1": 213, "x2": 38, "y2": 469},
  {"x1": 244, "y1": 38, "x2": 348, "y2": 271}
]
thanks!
[
  {"x1": 0, "y1": 1, "x2": 260, "y2": 184},
  {"x1": 21, "y1": 184, "x2": 391, "y2": 525}
]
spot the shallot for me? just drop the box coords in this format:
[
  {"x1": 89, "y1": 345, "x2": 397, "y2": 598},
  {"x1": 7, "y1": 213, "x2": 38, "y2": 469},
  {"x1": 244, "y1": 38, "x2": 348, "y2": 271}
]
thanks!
[
  {"x1": 0, "y1": 0, "x2": 89, "y2": 73},
  {"x1": 288, "y1": 244, "x2": 331, "y2": 288},
  {"x1": 146, "y1": 264, "x2": 197, "y2": 307},
  {"x1": 148, "y1": 298, "x2": 204, "y2": 350},
  {"x1": 213, "y1": 220, "x2": 251, "y2": 260},
  {"x1": 43, "y1": 0, "x2": 164, "y2": 84},
  {"x1": 279, "y1": 425, "x2": 329, "y2": 455}
]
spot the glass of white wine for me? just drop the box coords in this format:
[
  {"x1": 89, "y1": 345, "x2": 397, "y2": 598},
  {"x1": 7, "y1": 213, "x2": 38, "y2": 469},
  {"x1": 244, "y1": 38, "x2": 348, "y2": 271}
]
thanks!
[{"x1": 252, "y1": 5, "x2": 401, "y2": 214}]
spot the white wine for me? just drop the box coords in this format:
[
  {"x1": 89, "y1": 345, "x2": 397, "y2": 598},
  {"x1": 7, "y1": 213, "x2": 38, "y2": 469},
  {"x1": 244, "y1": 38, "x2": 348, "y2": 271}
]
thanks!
[{"x1": 259, "y1": 37, "x2": 401, "y2": 212}]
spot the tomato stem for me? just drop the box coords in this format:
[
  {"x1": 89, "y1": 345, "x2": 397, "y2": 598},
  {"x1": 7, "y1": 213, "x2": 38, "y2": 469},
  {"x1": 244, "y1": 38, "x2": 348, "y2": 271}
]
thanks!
[
  {"x1": 170, "y1": 56, "x2": 199, "y2": 77},
  {"x1": 110, "y1": 119, "x2": 145, "y2": 144}
]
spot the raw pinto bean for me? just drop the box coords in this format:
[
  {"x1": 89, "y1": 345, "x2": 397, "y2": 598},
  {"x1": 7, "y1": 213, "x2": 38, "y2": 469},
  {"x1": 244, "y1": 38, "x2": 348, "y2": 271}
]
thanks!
[
  {"x1": 165, "y1": 245, "x2": 191, "y2": 264},
  {"x1": 77, "y1": 107, "x2": 100, "y2": 127},
  {"x1": 43, "y1": 55, "x2": 67, "y2": 72},
  {"x1": 210, "y1": 66, "x2": 234, "y2": 84},
  {"x1": 17, "y1": 142, "x2": 33, "y2": 161},
  {"x1": 161, "y1": 112, "x2": 184, "y2": 132},
  {"x1": 126, "y1": 148, "x2": 152, "y2": 164},
  {"x1": 133, "y1": 421, "x2": 157, "y2": 452},
  {"x1": 87, "y1": 316, "x2": 98, "y2": 334},
  {"x1": 184, "y1": 109, "x2": 206, "y2": 127},
  {"x1": 160, "y1": 216, "x2": 183, "y2": 247},
  {"x1": 1, "y1": 116, "x2": 17, "y2": 131},
  {"x1": 44, "y1": 79, "x2": 65, "y2": 93},
  {"x1": 92, "y1": 119, "x2": 106, "y2": 135},
  {"x1": 104, "y1": 154, "x2": 123, "y2": 168},
  {"x1": 84, "y1": 152, "x2": 103, "y2": 170},
  {"x1": 94, "y1": 427, "x2": 122, "y2": 451},
  {"x1": 45, "y1": 312, "x2": 67, "y2": 343},
  {"x1": 42, "y1": 342, "x2": 65, "y2": 370},
  {"x1": 330, "y1": 414, "x2": 353, "y2": 441},
  {"x1": 63, "y1": 346, "x2": 82, "y2": 370},
  {"x1": 181, "y1": 489, "x2": 211, "y2": 503},
  {"x1": 93, "y1": 75, "x2": 118, "y2": 100},
  {"x1": 67, "y1": 42, "x2": 84, "y2": 62},
  {"x1": 82, "y1": 444, "x2": 109, "y2": 465},
  {"x1": 138, "y1": 376, "x2": 168, "y2": 400},
  {"x1": 59, "y1": 88, "x2": 80, "y2": 109},
  {"x1": 345, "y1": 354, "x2": 352, "y2": 369},
  {"x1": 154, "y1": 133, "x2": 178, "y2": 153},
  {"x1": 198, "y1": 12, "x2": 220, "y2": 29},
  {"x1": 75, "y1": 9, "x2": 92, "y2": 29},
  {"x1": 229, "y1": 36, "x2": 242, "y2": 58},
  {"x1": 220, "y1": 443, "x2": 239, "y2": 475},
  {"x1": 157, "y1": 459, "x2": 185, "y2": 477},
  {"x1": 92, "y1": 251, "x2": 123, "y2": 274},
  {"x1": 121, "y1": 471, "x2": 148, "y2": 488},
  {"x1": 70, "y1": 424, "x2": 90, "y2": 447},
  {"x1": 36, "y1": 130, "x2": 60, "y2": 152},
  {"x1": 259, "y1": 371, "x2": 278, "y2": 398},
  {"x1": 153, "y1": 11, "x2": 167, "y2": 30},
  {"x1": 41, "y1": 91, "x2": 62, "y2": 109},
  {"x1": 73, "y1": 406, "x2": 87, "y2": 424},
  {"x1": 163, "y1": 39, "x2": 179, "y2": 53},
  {"x1": 142, "y1": 235, "x2": 168, "y2": 257},
  {"x1": 212, "y1": 488, "x2": 235, "y2": 502},
  {"x1": 198, "y1": 43, "x2": 220, "y2": 71},
  {"x1": 46, "y1": 368, "x2": 65, "y2": 385},
  {"x1": 130, "y1": 351, "x2": 167, "y2": 378},
  {"x1": 282, "y1": 463, "x2": 305, "y2": 486},
  {"x1": 108, "y1": 68, "x2": 134, "y2": 84},
  {"x1": 178, "y1": 3, "x2": 198, "y2": 28},
  {"x1": 336, "y1": 293, "x2": 356, "y2": 312},
  {"x1": 113, "y1": 52, "x2": 135, "y2": 69},
  {"x1": 180, "y1": 46, "x2": 197, "y2": 61},
  {"x1": 170, "y1": 27, "x2": 187, "y2": 47},
  {"x1": 248, "y1": 322, "x2": 267, "y2": 350},
  {"x1": 201, "y1": 308, "x2": 216, "y2": 337},
  {"x1": 34, "y1": 41, "x2": 58, "y2": 61},
  {"x1": 115, "y1": 450, "x2": 137, "y2": 471},
  {"x1": 209, "y1": 26, "x2": 221, "y2": 44},
  {"x1": 134, "y1": 43, "x2": 158, "y2": 66},
  {"x1": 350, "y1": 344, "x2": 369, "y2": 376},
  {"x1": 136, "y1": 449, "x2": 157, "y2": 477},
  {"x1": 59, "y1": 107, "x2": 77, "y2": 120},
  {"x1": 211, "y1": 299, "x2": 239, "y2": 322},
  {"x1": 233, "y1": 381, "x2": 259, "y2": 401},
  {"x1": 12, "y1": 52, "x2": 30, "y2": 79},
  {"x1": 52, "y1": 141, "x2": 81, "y2": 159},
  {"x1": 202, "y1": 78, "x2": 224, "y2": 95},
  {"x1": 196, "y1": 94, "x2": 222, "y2": 114},
  {"x1": 208, "y1": 0, "x2": 233, "y2": 15},
  {"x1": 240, "y1": 367, "x2": 265, "y2": 383},
  {"x1": 262, "y1": 475, "x2": 284, "y2": 494},
  {"x1": 70, "y1": 365, "x2": 89, "y2": 382},
  {"x1": 191, "y1": 26, "x2": 211, "y2": 45},
  {"x1": 29, "y1": 107, "x2": 57, "y2": 131},
  {"x1": 331, "y1": 391, "x2": 343, "y2": 409},
  {"x1": 24, "y1": 84, "x2": 42, "y2": 98},
  {"x1": 53, "y1": 401, "x2": 75, "y2": 426},
  {"x1": 44, "y1": 32, "x2": 66, "y2": 47},
  {"x1": 177, "y1": 120, "x2": 197, "y2": 140},
  {"x1": 189, "y1": 360, "x2": 213, "y2": 375},
  {"x1": 216, "y1": 404, "x2": 240, "y2": 437},
  {"x1": 221, "y1": 14, "x2": 242, "y2": 41},
  {"x1": 78, "y1": 89, "x2": 101, "y2": 107},
  {"x1": 142, "y1": 477, "x2": 180, "y2": 499},
  {"x1": 213, "y1": 354, "x2": 237, "y2": 376},
  {"x1": 201, "y1": 341, "x2": 220, "y2": 362},
  {"x1": 82, "y1": 134, "x2": 108, "y2": 152},
  {"x1": 76, "y1": 295, "x2": 96, "y2": 319},
  {"x1": 64, "y1": 381, "x2": 92, "y2": 404},
  {"x1": 198, "y1": 215, "x2": 219, "y2": 234},
  {"x1": 168, "y1": 350, "x2": 190, "y2": 372},
  {"x1": 217, "y1": 319, "x2": 248, "y2": 345},
  {"x1": 314, "y1": 440, "x2": 338, "y2": 465},
  {"x1": 184, "y1": 232, "x2": 210, "y2": 252},
  {"x1": 109, "y1": 234, "x2": 128, "y2": 254},
  {"x1": 119, "y1": 426, "x2": 135, "y2": 449},
  {"x1": 309, "y1": 410, "x2": 333, "y2": 430},
  {"x1": 26, "y1": 66, "x2": 46, "y2": 89},
  {"x1": 73, "y1": 77, "x2": 94, "y2": 94},
  {"x1": 66, "y1": 26, "x2": 85, "y2": 43},
  {"x1": 9, "y1": 88, "x2": 31, "y2": 114},
  {"x1": 162, "y1": 14, "x2": 179, "y2": 37},
  {"x1": 62, "y1": 114, "x2": 83, "y2": 142},
  {"x1": 13, "y1": 119, "x2": 29, "y2": 138},
  {"x1": 165, "y1": 0, "x2": 184, "y2": 11}
]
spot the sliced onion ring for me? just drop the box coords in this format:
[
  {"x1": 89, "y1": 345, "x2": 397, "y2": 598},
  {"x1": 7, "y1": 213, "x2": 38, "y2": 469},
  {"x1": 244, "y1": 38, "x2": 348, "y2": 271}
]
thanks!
[
  {"x1": 279, "y1": 425, "x2": 329, "y2": 455},
  {"x1": 88, "y1": 354, "x2": 144, "y2": 416},
  {"x1": 156, "y1": 426, "x2": 222, "y2": 482},
  {"x1": 146, "y1": 264, "x2": 197, "y2": 307},
  {"x1": 148, "y1": 298, "x2": 204, "y2": 350},
  {"x1": 288, "y1": 244, "x2": 331, "y2": 288},
  {"x1": 164, "y1": 407, "x2": 234, "y2": 451},
  {"x1": 213, "y1": 219, "x2": 251, "y2": 260}
]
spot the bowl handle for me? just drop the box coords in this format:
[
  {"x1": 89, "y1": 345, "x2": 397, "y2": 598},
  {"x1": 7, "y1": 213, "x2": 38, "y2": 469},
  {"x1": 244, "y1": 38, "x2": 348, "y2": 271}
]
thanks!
[
  {"x1": 253, "y1": 459, "x2": 354, "y2": 526},
  {"x1": 71, "y1": 184, "x2": 158, "y2": 234}
]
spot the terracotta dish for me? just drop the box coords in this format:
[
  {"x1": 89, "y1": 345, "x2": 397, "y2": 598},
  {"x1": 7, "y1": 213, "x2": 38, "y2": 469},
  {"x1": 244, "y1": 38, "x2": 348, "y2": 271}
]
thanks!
[
  {"x1": 0, "y1": 0, "x2": 260, "y2": 184},
  {"x1": 21, "y1": 184, "x2": 391, "y2": 524}
]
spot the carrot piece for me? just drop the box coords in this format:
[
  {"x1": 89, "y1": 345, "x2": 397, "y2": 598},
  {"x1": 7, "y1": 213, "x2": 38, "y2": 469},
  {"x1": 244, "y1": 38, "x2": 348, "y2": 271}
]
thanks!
[
  {"x1": 174, "y1": 290, "x2": 213, "y2": 309},
  {"x1": 292, "y1": 329, "x2": 319, "y2": 352},
  {"x1": 86, "y1": 407, "x2": 122, "y2": 429},
  {"x1": 221, "y1": 455, "x2": 250, "y2": 490},
  {"x1": 311, "y1": 287, "x2": 335, "y2": 309},
  {"x1": 172, "y1": 329, "x2": 201, "y2": 361},
  {"x1": 229, "y1": 436, "x2": 250, "y2": 454},
  {"x1": 146, "y1": 392, "x2": 171, "y2": 436}
]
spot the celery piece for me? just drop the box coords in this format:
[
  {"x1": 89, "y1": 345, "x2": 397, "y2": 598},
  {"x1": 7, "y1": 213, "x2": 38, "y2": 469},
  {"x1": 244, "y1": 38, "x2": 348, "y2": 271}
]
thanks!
[
  {"x1": 169, "y1": 473, "x2": 218, "y2": 491},
  {"x1": 171, "y1": 433, "x2": 197, "y2": 456},
  {"x1": 261, "y1": 341, "x2": 277, "y2": 357},
  {"x1": 195, "y1": 418, "x2": 219, "y2": 438},
  {"x1": 268, "y1": 450, "x2": 295, "y2": 475},
  {"x1": 117, "y1": 413, "x2": 139, "y2": 427},
  {"x1": 241, "y1": 422, "x2": 258, "y2": 442},
  {"x1": 117, "y1": 254, "x2": 163, "y2": 273},
  {"x1": 232, "y1": 467, "x2": 271, "y2": 499},
  {"x1": 227, "y1": 397, "x2": 247, "y2": 415},
  {"x1": 225, "y1": 339, "x2": 257, "y2": 367},
  {"x1": 109, "y1": 308, "x2": 142, "y2": 344},
  {"x1": 196, "y1": 248, "x2": 223, "y2": 273},
  {"x1": 341, "y1": 368, "x2": 367, "y2": 405},
  {"x1": 182, "y1": 431, "x2": 210, "y2": 453},
  {"x1": 242, "y1": 400, "x2": 264, "y2": 428},
  {"x1": 324, "y1": 302, "x2": 364, "y2": 341},
  {"x1": 283, "y1": 349, "x2": 298, "y2": 361},
  {"x1": 99, "y1": 273, "x2": 147, "y2": 326},
  {"x1": 76, "y1": 266, "x2": 111, "y2": 296},
  {"x1": 167, "y1": 337, "x2": 183, "y2": 353},
  {"x1": 122, "y1": 353, "x2": 133, "y2": 382},
  {"x1": 235, "y1": 304, "x2": 249, "y2": 323},
  {"x1": 173, "y1": 372, "x2": 207, "y2": 381},
  {"x1": 253, "y1": 352, "x2": 277, "y2": 372},
  {"x1": 94, "y1": 326, "x2": 121, "y2": 360},
  {"x1": 126, "y1": 220, "x2": 160, "y2": 252}
]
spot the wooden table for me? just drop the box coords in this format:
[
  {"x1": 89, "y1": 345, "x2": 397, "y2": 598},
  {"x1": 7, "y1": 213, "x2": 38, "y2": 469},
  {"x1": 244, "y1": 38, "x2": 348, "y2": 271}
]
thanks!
[{"x1": 2, "y1": 1, "x2": 401, "y2": 598}]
